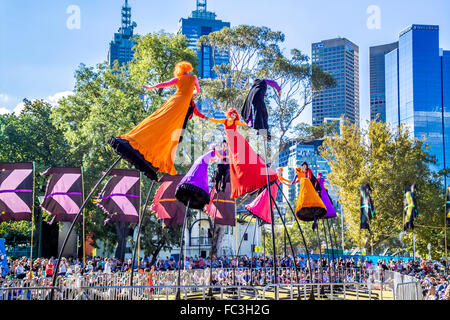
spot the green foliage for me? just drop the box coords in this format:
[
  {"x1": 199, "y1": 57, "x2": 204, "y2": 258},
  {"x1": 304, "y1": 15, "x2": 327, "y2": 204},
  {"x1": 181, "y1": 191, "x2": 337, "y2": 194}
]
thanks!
[
  {"x1": 49, "y1": 33, "x2": 198, "y2": 258},
  {"x1": 320, "y1": 120, "x2": 447, "y2": 258},
  {"x1": 0, "y1": 221, "x2": 31, "y2": 244},
  {"x1": 198, "y1": 24, "x2": 335, "y2": 154},
  {"x1": 0, "y1": 99, "x2": 75, "y2": 246}
]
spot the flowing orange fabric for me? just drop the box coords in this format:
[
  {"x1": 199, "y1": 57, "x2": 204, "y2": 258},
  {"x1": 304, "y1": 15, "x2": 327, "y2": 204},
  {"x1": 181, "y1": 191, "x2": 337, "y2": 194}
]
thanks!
[
  {"x1": 295, "y1": 178, "x2": 326, "y2": 221},
  {"x1": 120, "y1": 74, "x2": 196, "y2": 175}
]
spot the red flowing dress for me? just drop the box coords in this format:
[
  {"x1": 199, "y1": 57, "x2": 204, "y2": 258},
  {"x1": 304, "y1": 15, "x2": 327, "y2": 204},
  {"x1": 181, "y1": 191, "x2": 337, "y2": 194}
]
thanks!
[{"x1": 208, "y1": 118, "x2": 278, "y2": 199}]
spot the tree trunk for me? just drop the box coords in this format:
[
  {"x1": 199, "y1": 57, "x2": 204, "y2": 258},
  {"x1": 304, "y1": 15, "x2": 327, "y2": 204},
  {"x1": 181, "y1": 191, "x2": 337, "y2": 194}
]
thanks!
[
  {"x1": 210, "y1": 225, "x2": 225, "y2": 257},
  {"x1": 149, "y1": 238, "x2": 166, "y2": 267},
  {"x1": 115, "y1": 221, "x2": 128, "y2": 260}
]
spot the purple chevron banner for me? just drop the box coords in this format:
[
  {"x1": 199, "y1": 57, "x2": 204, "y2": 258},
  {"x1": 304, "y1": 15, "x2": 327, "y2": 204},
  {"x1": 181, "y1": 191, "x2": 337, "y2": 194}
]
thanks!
[
  {"x1": 96, "y1": 169, "x2": 140, "y2": 225},
  {"x1": 0, "y1": 162, "x2": 34, "y2": 222},
  {"x1": 40, "y1": 167, "x2": 83, "y2": 223}
]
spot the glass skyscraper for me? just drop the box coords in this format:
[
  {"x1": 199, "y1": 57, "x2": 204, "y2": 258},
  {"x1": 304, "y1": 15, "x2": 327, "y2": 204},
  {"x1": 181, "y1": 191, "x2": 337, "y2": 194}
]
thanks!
[
  {"x1": 178, "y1": 1, "x2": 230, "y2": 117},
  {"x1": 370, "y1": 42, "x2": 398, "y2": 122},
  {"x1": 385, "y1": 25, "x2": 449, "y2": 172},
  {"x1": 108, "y1": 0, "x2": 137, "y2": 68},
  {"x1": 178, "y1": 0, "x2": 230, "y2": 80},
  {"x1": 311, "y1": 38, "x2": 360, "y2": 126}
]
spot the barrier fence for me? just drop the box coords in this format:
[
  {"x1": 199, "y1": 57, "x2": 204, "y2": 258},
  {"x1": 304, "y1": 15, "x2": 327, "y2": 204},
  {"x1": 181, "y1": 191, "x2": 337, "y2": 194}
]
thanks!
[{"x1": 0, "y1": 268, "x2": 419, "y2": 300}]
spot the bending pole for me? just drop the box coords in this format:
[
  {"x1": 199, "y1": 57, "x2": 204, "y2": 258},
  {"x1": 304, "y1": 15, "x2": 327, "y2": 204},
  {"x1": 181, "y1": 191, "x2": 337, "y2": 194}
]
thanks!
[
  {"x1": 269, "y1": 191, "x2": 302, "y2": 300},
  {"x1": 50, "y1": 156, "x2": 122, "y2": 300},
  {"x1": 176, "y1": 199, "x2": 191, "y2": 300},
  {"x1": 326, "y1": 219, "x2": 337, "y2": 282},
  {"x1": 321, "y1": 220, "x2": 331, "y2": 265},
  {"x1": 208, "y1": 190, "x2": 221, "y2": 299},
  {"x1": 235, "y1": 215, "x2": 254, "y2": 286},
  {"x1": 129, "y1": 180, "x2": 155, "y2": 298},
  {"x1": 276, "y1": 182, "x2": 315, "y2": 299},
  {"x1": 250, "y1": 217, "x2": 258, "y2": 286},
  {"x1": 262, "y1": 137, "x2": 278, "y2": 285},
  {"x1": 314, "y1": 216, "x2": 325, "y2": 288}
]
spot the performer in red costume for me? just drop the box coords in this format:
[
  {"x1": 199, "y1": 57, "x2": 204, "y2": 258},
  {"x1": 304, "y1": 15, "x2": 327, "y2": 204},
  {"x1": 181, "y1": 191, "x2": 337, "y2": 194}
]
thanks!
[{"x1": 207, "y1": 108, "x2": 278, "y2": 198}]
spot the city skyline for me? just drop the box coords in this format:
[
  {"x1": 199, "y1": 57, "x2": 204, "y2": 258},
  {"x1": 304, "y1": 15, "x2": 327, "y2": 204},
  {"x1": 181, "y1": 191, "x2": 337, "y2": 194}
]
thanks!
[
  {"x1": 385, "y1": 24, "x2": 449, "y2": 172},
  {"x1": 1, "y1": 0, "x2": 450, "y2": 127},
  {"x1": 312, "y1": 37, "x2": 360, "y2": 126}
]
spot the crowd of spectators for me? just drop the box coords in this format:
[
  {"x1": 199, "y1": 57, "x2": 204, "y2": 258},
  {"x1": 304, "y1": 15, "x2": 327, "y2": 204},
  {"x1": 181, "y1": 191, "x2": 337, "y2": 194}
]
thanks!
[{"x1": 1, "y1": 254, "x2": 448, "y2": 300}]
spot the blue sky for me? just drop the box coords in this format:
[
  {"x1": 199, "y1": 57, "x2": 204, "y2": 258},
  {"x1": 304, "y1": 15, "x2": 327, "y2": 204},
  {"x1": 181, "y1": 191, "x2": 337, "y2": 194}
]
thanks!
[{"x1": 1, "y1": 0, "x2": 449, "y2": 124}]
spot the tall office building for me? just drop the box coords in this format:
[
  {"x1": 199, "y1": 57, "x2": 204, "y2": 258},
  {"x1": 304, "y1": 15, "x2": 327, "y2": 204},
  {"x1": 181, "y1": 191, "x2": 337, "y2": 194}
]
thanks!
[
  {"x1": 311, "y1": 38, "x2": 360, "y2": 126},
  {"x1": 178, "y1": 0, "x2": 230, "y2": 79},
  {"x1": 369, "y1": 42, "x2": 398, "y2": 122},
  {"x1": 108, "y1": 0, "x2": 137, "y2": 68},
  {"x1": 385, "y1": 25, "x2": 449, "y2": 172}
]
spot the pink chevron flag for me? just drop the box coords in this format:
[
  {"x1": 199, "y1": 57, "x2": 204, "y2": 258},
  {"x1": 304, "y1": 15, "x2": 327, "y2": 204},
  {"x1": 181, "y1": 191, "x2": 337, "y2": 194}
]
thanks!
[
  {"x1": 0, "y1": 163, "x2": 34, "y2": 222},
  {"x1": 40, "y1": 167, "x2": 83, "y2": 223},
  {"x1": 96, "y1": 169, "x2": 140, "y2": 225}
]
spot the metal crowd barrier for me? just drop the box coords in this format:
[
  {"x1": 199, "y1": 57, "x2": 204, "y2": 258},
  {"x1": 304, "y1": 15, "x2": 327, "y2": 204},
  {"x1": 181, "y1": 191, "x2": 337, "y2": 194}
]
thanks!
[
  {"x1": 53, "y1": 285, "x2": 260, "y2": 301},
  {"x1": 0, "y1": 287, "x2": 62, "y2": 300},
  {"x1": 1, "y1": 267, "x2": 414, "y2": 300},
  {"x1": 261, "y1": 282, "x2": 395, "y2": 300}
]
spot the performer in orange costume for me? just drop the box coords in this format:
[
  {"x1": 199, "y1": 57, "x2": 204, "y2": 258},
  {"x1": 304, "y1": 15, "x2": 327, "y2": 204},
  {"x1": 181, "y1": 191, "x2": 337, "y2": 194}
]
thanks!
[
  {"x1": 109, "y1": 61, "x2": 206, "y2": 180},
  {"x1": 278, "y1": 163, "x2": 326, "y2": 222}
]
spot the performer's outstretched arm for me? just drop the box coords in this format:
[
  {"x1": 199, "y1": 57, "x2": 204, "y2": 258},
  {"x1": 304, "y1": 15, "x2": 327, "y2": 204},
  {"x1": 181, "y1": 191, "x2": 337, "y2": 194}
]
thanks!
[
  {"x1": 142, "y1": 77, "x2": 178, "y2": 90},
  {"x1": 193, "y1": 76, "x2": 201, "y2": 95},
  {"x1": 264, "y1": 79, "x2": 282, "y2": 96},
  {"x1": 207, "y1": 118, "x2": 226, "y2": 124},
  {"x1": 191, "y1": 101, "x2": 207, "y2": 119},
  {"x1": 235, "y1": 121, "x2": 248, "y2": 127}
]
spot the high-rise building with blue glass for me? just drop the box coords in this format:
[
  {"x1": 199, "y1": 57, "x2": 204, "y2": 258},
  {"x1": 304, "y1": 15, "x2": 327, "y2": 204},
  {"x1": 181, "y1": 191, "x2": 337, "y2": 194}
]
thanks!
[
  {"x1": 370, "y1": 42, "x2": 398, "y2": 122},
  {"x1": 312, "y1": 38, "x2": 360, "y2": 126},
  {"x1": 385, "y1": 25, "x2": 449, "y2": 173},
  {"x1": 178, "y1": 0, "x2": 230, "y2": 79},
  {"x1": 108, "y1": 0, "x2": 137, "y2": 68}
]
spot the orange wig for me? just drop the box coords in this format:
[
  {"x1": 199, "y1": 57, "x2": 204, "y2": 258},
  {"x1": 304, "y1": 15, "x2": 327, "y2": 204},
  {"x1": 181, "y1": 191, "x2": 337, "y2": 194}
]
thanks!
[
  {"x1": 174, "y1": 61, "x2": 193, "y2": 78},
  {"x1": 226, "y1": 108, "x2": 240, "y2": 121}
]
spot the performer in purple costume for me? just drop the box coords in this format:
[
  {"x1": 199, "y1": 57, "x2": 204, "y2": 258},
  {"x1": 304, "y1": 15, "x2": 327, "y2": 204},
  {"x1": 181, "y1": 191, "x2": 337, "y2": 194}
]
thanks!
[
  {"x1": 317, "y1": 172, "x2": 336, "y2": 219},
  {"x1": 175, "y1": 146, "x2": 216, "y2": 210}
]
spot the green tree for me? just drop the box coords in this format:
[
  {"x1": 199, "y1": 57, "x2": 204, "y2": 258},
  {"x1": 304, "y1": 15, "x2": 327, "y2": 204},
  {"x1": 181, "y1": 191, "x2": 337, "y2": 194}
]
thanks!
[
  {"x1": 320, "y1": 120, "x2": 446, "y2": 257},
  {"x1": 198, "y1": 25, "x2": 335, "y2": 154},
  {"x1": 50, "y1": 32, "x2": 198, "y2": 260},
  {"x1": 0, "y1": 99, "x2": 74, "y2": 252}
]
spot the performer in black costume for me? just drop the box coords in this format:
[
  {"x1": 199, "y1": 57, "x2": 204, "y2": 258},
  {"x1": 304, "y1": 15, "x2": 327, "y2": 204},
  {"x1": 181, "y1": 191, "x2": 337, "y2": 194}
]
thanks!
[
  {"x1": 213, "y1": 140, "x2": 230, "y2": 192},
  {"x1": 240, "y1": 79, "x2": 281, "y2": 140}
]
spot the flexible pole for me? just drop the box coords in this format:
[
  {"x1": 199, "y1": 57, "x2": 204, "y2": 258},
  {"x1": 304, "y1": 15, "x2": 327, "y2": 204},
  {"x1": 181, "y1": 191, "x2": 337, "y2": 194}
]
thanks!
[
  {"x1": 276, "y1": 182, "x2": 315, "y2": 299},
  {"x1": 322, "y1": 220, "x2": 331, "y2": 266},
  {"x1": 234, "y1": 204, "x2": 238, "y2": 286},
  {"x1": 138, "y1": 173, "x2": 142, "y2": 272},
  {"x1": 50, "y1": 156, "x2": 122, "y2": 300},
  {"x1": 314, "y1": 216, "x2": 325, "y2": 295},
  {"x1": 330, "y1": 218, "x2": 341, "y2": 282},
  {"x1": 326, "y1": 219, "x2": 337, "y2": 282},
  {"x1": 208, "y1": 190, "x2": 220, "y2": 299},
  {"x1": 129, "y1": 179, "x2": 155, "y2": 298},
  {"x1": 237, "y1": 216, "x2": 254, "y2": 259},
  {"x1": 250, "y1": 216, "x2": 257, "y2": 286},
  {"x1": 233, "y1": 215, "x2": 255, "y2": 287},
  {"x1": 444, "y1": 194, "x2": 448, "y2": 276},
  {"x1": 270, "y1": 191, "x2": 302, "y2": 300},
  {"x1": 321, "y1": 219, "x2": 334, "y2": 283},
  {"x1": 30, "y1": 162, "x2": 35, "y2": 278},
  {"x1": 81, "y1": 166, "x2": 86, "y2": 273},
  {"x1": 176, "y1": 199, "x2": 190, "y2": 300},
  {"x1": 326, "y1": 219, "x2": 335, "y2": 261},
  {"x1": 262, "y1": 137, "x2": 278, "y2": 285}
]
